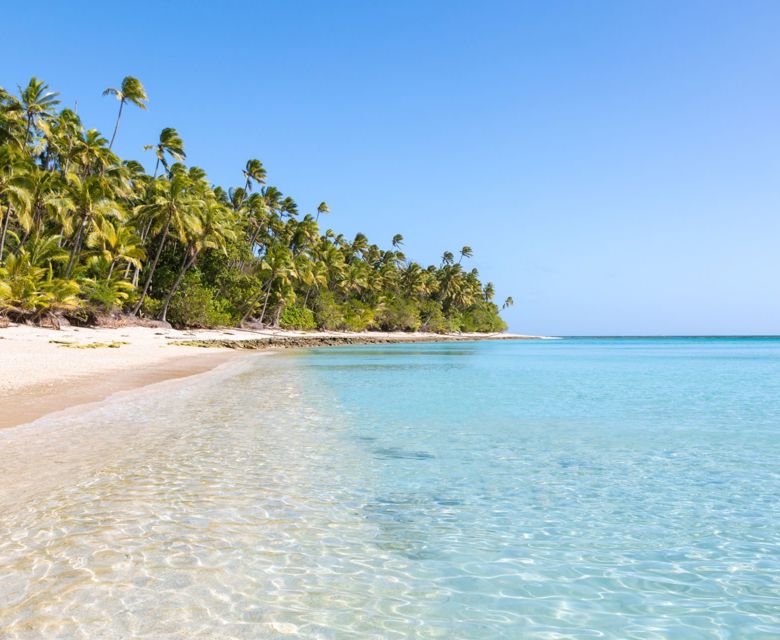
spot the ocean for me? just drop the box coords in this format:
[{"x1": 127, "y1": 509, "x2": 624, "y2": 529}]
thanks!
[{"x1": 1, "y1": 338, "x2": 779, "y2": 638}]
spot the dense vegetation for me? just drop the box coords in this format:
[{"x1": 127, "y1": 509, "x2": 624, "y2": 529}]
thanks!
[{"x1": 0, "y1": 77, "x2": 512, "y2": 331}]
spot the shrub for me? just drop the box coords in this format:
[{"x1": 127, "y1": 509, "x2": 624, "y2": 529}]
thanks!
[
  {"x1": 418, "y1": 299, "x2": 456, "y2": 333},
  {"x1": 342, "y1": 300, "x2": 374, "y2": 332},
  {"x1": 0, "y1": 253, "x2": 81, "y2": 321},
  {"x1": 80, "y1": 277, "x2": 134, "y2": 313},
  {"x1": 314, "y1": 291, "x2": 344, "y2": 330},
  {"x1": 166, "y1": 272, "x2": 234, "y2": 328},
  {"x1": 375, "y1": 297, "x2": 421, "y2": 332},
  {"x1": 139, "y1": 295, "x2": 163, "y2": 319},
  {"x1": 279, "y1": 303, "x2": 317, "y2": 330},
  {"x1": 459, "y1": 302, "x2": 507, "y2": 333}
]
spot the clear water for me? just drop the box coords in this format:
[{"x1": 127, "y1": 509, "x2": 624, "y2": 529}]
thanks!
[{"x1": 1, "y1": 338, "x2": 780, "y2": 638}]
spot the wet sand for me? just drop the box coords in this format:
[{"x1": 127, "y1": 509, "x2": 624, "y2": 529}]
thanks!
[{"x1": 0, "y1": 323, "x2": 543, "y2": 430}]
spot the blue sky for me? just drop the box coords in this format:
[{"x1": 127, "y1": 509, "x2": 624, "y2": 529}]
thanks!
[{"x1": 3, "y1": 1, "x2": 779, "y2": 334}]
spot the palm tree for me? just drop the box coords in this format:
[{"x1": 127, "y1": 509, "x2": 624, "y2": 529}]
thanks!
[
  {"x1": 158, "y1": 196, "x2": 234, "y2": 322},
  {"x1": 102, "y1": 76, "x2": 148, "y2": 150},
  {"x1": 502, "y1": 296, "x2": 514, "y2": 310},
  {"x1": 145, "y1": 127, "x2": 185, "y2": 177},
  {"x1": 17, "y1": 77, "x2": 60, "y2": 145},
  {"x1": 86, "y1": 217, "x2": 145, "y2": 281},
  {"x1": 316, "y1": 201, "x2": 329, "y2": 223},
  {"x1": 131, "y1": 172, "x2": 201, "y2": 315},
  {"x1": 240, "y1": 243, "x2": 294, "y2": 324},
  {"x1": 242, "y1": 159, "x2": 266, "y2": 193},
  {"x1": 63, "y1": 173, "x2": 122, "y2": 278},
  {"x1": 0, "y1": 147, "x2": 32, "y2": 262},
  {"x1": 1, "y1": 76, "x2": 511, "y2": 334},
  {"x1": 44, "y1": 109, "x2": 83, "y2": 174}
]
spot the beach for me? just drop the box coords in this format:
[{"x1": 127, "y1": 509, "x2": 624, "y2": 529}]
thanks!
[
  {"x1": 0, "y1": 323, "x2": 539, "y2": 430},
  {"x1": 0, "y1": 337, "x2": 778, "y2": 638}
]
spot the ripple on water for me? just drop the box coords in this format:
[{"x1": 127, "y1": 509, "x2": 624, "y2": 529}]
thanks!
[{"x1": 1, "y1": 342, "x2": 780, "y2": 638}]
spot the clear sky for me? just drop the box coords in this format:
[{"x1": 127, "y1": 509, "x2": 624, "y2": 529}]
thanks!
[{"x1": 2, "y1": 1, "x2": 779, "y2": 335}]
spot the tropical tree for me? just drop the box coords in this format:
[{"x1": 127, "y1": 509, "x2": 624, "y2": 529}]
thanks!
[
  {"x1": 316, "y1": 201, "x2": 329, "y2": 223},
  {"x1": 17, "y1": 77, "x2": 60, "y2": 145},
  {"x1": 0, "y1": 76, "x2": 512, "y2": 333},
  {"x1": 103, "y1": 76, "x2": 148, "y2": 149},
  {"x1": 158, "y1": 195, "x2": 234, "y2": 322},
  {"x1": 131, "y1": 171, "x2": 201, "y2": 314},
  {"x1": 146, "y1": 127, "x2": 185, "y2": 177},
  {"x1": 0, "y1": 146, "x2": 32, "y2": 261}
]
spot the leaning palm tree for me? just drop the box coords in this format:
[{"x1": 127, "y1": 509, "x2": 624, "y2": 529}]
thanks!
[
  {"x1": 242, "y1": 159, "x2": 266, "y2": 193},
  {"x1": 158, "y1": 197, "x2": 234, "y2": 322},
  {"x1": 458, "y1": 245, "x2": 473, "y2": 264},
  {"x1": 131, "y1": 172, "x2": 200, "y2": 315},
  {"x1": 145, "y1": 127, "x2": 185, "y2": 177},
  {"x1": 502, "y1": 296, "x2": 514, "y2": 310},
  {"x1": 102, "y1": 76, "x2": 148, "y2": 150},
  {"x1": 315, "y1": 201, "x2": 329, "y2": 223}
]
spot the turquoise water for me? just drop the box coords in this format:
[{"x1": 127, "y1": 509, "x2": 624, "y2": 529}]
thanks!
[
  {"x1": 1, "y1": 338, "x2": 779, "y2": 638},
  {"x1": 293, "y1": 337, "x2": 780, "y2": 637}
]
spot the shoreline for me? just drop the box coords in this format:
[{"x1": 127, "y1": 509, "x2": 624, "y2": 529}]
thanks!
[
  {"x1": 0, "y1": 323, "x2": 547, "y2": 430},
  {"x1": 0, "y1": 353, "x2": 264, "y2": 512}
]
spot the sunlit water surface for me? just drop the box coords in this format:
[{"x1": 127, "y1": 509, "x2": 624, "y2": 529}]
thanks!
[{"x1": 1, "y1": 338, "x2": 780, "y2": 638}]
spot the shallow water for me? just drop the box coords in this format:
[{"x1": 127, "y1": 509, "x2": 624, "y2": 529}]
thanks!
[{"x1": 1, "y1": 338, "x2": 780, "y2": 638}]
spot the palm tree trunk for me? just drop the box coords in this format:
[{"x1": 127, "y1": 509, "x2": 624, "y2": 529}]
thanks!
[
  {"x1": 159, "y1": 246, "x2": 198, "y2": 322},
  {"x1": 132, "y1": 215, "x2": 171, "y2": 316},
  {"x1": 272, "y1": 302, "x2": 284, "y2": 327},
  {"x1": 257, "y1": 280, "x2": 275, "y2": 325},
  {"x1": 129, "y1": 218, "x2": 155, "y2": 281},
  {"x1": 108, "y1": 100, "x2": 124, "y2": 150},
  {"x1": 240, "y1": 277, "x2": 274, "y2": 325},
  {"x1": 238, "y1": 225, "x2": 263, "y2": 271},
  {"x1": 0, "y1": 204, "x2": 13, "y2": 263},
  {"x1": 24, "y1": 115, "x2": 33, "y2": 146},
  {"x1": 65, "y1": 211, "x2": 90, "y2": 278},
  {"x1": 106, "y1": 260, "x2": 116, "y2": 282}
]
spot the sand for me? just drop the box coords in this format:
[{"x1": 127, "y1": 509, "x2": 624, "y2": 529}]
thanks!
[{"x1": 0, "y1": 323, "x2": 542, "y2": 429}]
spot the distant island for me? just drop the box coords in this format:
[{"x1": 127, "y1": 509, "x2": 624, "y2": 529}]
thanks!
[{"x1": 0, "y1": 76, "x2": 512, "y2": 332}]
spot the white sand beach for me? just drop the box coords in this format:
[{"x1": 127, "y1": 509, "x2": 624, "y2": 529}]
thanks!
[{"x1": 0, "y1": 323, "x2": 540, "y2": 429}]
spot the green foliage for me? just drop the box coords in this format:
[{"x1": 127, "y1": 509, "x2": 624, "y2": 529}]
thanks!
[
  {"x1": 314, "y1": 291, "x2": 344, "y2": 331},
  {"x1": 139, "y1": 295, "x2": 162, "y2": 319},
  {"x1": 459, "y1": 302, "x2": 508, "y2": 333},
  {"x1": 375, "y1": 297, "x2": 421, "y2": 332},
  {"x1": 0, "y1": 75, "x2": 513, "y2": 333},
  {"x1": 279, "y1": 303, "x2": 316, "y2": 330},
  {"x1": 418, "y1": 299, "x2": 459, "y2": 334},
  {"x1": 165, "y1": 271, "x2": 234, "y2": 328},
  {"x1": 80, "y1": 277, "x2": 134, "y2": 313},
  {"x1": 0, "y1": 251, "x2": 81, "y2": 320},
  {"x1": 342, "y1": 300, "x2": 374, "y2": 332}
]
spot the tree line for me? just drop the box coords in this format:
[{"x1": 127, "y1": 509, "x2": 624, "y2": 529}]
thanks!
[{"x1": 0, "y1": 77, "x2": 513, "y2": 331}]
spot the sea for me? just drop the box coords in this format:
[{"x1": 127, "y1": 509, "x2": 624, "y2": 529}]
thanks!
[{"x1": 1, "y1": 337, "x2": 779, "y2": 638}]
